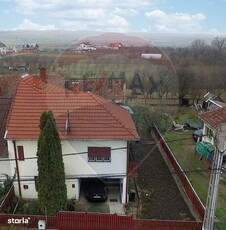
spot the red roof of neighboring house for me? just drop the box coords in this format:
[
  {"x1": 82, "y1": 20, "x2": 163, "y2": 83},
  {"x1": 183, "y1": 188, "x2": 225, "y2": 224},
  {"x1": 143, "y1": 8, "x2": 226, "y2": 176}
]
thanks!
[
  {"x1": 6, "y1": 75, "x2": 139, "y2": 140},
  {"x1": 0, "y1": 75, "x2": 18, "y2": 156},
  {"x1": 68, "y1": 78, "x2": 125, "y2": 102},
  {"x1": 199, "y1": 107, "x2": 226, "y2": 130},
  {"x1": 109, "y1": 42, "x2": 123, "y2": 48},
  {"x1": 0, "y1": 97, "x2": 12, "y2": 156}
]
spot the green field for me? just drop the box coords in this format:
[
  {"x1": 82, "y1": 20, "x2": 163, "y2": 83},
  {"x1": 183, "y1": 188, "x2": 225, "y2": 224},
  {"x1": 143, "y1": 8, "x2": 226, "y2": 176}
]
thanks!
[{"x1": 163, "y1": 107, "x2": 226, "y2": 226}]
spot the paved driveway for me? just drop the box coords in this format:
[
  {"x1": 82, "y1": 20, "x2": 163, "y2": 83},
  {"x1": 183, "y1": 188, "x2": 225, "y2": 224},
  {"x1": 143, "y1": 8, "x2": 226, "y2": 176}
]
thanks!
[{"x1": 78, "y1": 186, "x2": 125, "y2": 214}]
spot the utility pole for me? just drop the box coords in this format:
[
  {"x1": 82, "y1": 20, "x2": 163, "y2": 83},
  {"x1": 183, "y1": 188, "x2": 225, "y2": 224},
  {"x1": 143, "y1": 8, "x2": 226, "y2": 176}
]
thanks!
[{"x1": 202, "y1": 123, "x2": 226, "y2": 230}]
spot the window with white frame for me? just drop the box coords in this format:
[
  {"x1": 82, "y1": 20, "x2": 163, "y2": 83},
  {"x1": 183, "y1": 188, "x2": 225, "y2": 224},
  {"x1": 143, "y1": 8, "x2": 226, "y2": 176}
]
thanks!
[
  {"x1": 88, "y1": 147, "x2": 111, "y2": 162},
  {"x1": 206, "y1": 126, "x2": 213, "y2": 140}
]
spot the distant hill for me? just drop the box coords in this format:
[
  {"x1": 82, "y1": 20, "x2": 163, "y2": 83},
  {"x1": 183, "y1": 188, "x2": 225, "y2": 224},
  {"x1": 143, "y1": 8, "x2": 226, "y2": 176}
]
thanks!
[
  {"x1": 78, "y1": 32, "x2": 149, "y2": 47},
  {"x1": 128, "y1": 32, "x2": 217, "y2": 47},
  {"x1": 0, "y1": 30, "x2": 102, "y2": 49},
  {"x1": 0, "y1": 30, "x2": 220, "y2": 49}
]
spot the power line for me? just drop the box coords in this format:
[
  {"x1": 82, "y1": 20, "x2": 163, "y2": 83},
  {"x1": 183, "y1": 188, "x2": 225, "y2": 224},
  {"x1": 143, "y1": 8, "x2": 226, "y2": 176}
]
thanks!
[
  {"x1": 1, "y1": 134, "x2": 222, "y2": 179},
  {"x1": 0, "y1": 159, "x2": 224, "y2": 181},
  {"x1": 0, "y1": 146, "x2": 127, "y2": 162}
]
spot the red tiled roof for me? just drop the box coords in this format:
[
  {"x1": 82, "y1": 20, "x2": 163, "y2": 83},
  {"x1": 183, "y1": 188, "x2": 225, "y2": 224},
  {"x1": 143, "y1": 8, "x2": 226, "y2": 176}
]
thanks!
[
  {"x1": 199, "y1": 107, "x2": 226, "y2": 130},
  {"x1": 6, "y1": 75, "x2": 139, "y2": 140},
  {"x1": 109, "y1": 42, "x2": 123, "y2": 47},
  {"x1": 0, "y1": 75, "x2": 19, "y2": 97},
  {"x1": 0, "y1": 97, "x2": 12, "y2": 156},
  {"x1": 71, "y1": 78, "x2": 125, "y2": 102}
]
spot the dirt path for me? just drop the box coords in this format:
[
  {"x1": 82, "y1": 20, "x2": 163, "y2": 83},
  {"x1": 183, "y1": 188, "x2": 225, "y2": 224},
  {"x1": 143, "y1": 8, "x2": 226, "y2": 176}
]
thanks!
[{"x1": 132, "y1": 141, "x2": 195, "y2": 220}]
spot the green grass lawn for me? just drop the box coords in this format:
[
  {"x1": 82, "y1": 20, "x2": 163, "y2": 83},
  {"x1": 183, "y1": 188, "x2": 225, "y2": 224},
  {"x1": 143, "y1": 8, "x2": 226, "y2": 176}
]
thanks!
[{"x1": 163, "y1": 107, "x2": 226, "y2": 224}]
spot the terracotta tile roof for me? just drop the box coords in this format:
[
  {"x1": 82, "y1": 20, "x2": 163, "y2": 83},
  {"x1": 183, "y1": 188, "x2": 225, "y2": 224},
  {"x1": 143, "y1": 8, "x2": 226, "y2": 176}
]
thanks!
[
  {"x1": 47, "y1": 76, "x2": 125, "y2": 102},
  {"x1": 0, "y1": 97, "x2": 12, "y2": 157},
  {"x1": 109, "y1": 42, "x2": 123, "y2": 48},
  {"x1": 65, "y1": 78, "x2": 125, "y2": 102},
  {"x1": 46, "y1": 74, "x2": 65, "y2": 88},
  {"x1": 199, "y1": 107, "x2": 226, "y2": 130},
  {"x1": 0, "y1": 75, "x2": 19, "y2": 97},
  {"x1": 6, "y1": 75, "x2": 139, "y2": 140},
  {"x1": 0, "y1": 75, "x2": 18, "y2": 156}
]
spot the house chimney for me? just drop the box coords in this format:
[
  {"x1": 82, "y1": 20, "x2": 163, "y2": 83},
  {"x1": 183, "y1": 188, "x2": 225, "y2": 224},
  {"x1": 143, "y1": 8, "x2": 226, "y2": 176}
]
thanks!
[
  {"x1": 33, "y1": 75, "x2": 39, "y2": 86},
  {"x1": 40, "y1": 67, "x2": 47, "y2": 82},
  {"x1": 72, "y1": 81, "x2": 79, "y2": 93}
]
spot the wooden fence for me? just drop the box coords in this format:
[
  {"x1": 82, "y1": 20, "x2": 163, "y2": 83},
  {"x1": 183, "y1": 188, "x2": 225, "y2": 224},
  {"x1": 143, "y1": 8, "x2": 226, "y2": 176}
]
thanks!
[{"x1": 151, "y1": 123, "x2": 205, "y2": 220}]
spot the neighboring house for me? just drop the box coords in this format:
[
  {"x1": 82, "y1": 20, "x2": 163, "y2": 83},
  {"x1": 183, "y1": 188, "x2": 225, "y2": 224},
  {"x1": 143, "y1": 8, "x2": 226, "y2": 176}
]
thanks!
[
  {"x1": 0, "y1": 97, "x2": 12, "y2": 178},
  {"x1": 0, "y1": 75, "x2": 18, "y2": 178},
  {"x1": 17, "y1": 43, "x2": 39, "y2": 53},
  {"x1": 0, "y1": 42, "x2": 6, "y2": 54},
  {"x1": 64, "y1": 78, "x2": 126, "y2": 104},
  {"x1": 109, "y1": 42, "x2": 123, "y2": 50},
  {"x1": 22, "y1": 43, "x2": 39, "y2": 51},
  {"x1": 198, "y1": 107, "x2": 226, "y2": 169},
  {"x1": 202, "y1": 92, "x2": 226, "y2": 111},
  {"x1": 6, "y1": 47, "x2": 17, "y2": 54},
  {"x1": 76, "y1": 43, "x2": 97, "y2": 52},
  {"x1": 198, "y1": 107, "x2": 224, "y2": 145},
  {"x1": 4, "y1": 68, "x2": 139, "y2": 203}
]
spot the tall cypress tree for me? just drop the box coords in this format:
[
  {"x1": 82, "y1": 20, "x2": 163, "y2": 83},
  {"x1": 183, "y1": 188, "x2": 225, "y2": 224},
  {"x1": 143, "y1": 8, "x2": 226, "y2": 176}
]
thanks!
[{"x1": 37, "y1": 110, "x2": 67, "y2": 215}]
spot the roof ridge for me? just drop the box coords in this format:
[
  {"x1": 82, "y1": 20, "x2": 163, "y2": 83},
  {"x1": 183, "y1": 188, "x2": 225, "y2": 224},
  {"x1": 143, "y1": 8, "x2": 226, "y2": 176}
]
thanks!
[{"x1": 87, "y1": 92, "x2": 137, "y2": 138}]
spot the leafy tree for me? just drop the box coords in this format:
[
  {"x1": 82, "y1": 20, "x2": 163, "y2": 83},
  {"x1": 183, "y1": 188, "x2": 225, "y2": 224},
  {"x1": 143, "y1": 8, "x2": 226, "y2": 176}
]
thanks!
[{"x1": 36, "y1": 110, "x2": 67, "y2": 215}]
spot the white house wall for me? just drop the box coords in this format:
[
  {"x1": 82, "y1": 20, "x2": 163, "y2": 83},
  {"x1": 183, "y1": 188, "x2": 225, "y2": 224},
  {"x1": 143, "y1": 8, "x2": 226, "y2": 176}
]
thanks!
[
  {"x1": 62, "y1": 140, "x2": 127, "y2": 177},
  {"x1": 0, "y1": 159, "x2": 11, "y2": 181},
  {"x1": 0, "y1": 47, "x2": 6, "y2": 54},
  {"x1": 7, "y1": 139, "x2": 128, "y2": 200}
]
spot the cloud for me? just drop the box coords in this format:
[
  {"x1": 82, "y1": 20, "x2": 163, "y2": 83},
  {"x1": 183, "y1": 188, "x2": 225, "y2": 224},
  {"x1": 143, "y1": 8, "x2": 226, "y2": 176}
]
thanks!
[
  {"x1": 13, "y1": 0, "x2": 152, "y2": 12},
  {"x1": 145, "y1": 10, "x2": 206, "y2": 33},
  {"x1": 12, "y1": 0, "x2": 132, "y2": 31},
  {"x1": 113, "y1": 7, "x2": 139, "y2": 16},
  {"x1": 12, "y1": 19, "x2": 57, "y2": 30}
]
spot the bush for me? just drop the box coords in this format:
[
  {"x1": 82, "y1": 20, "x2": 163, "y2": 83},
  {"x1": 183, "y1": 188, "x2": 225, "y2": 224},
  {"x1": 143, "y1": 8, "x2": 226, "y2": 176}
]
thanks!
[
  {"x1": 15, "y1": 200, "x2": 43, "y2": 215},
  {"x1": 27, "y1": 200, "x2": 42, "y2": 215}
]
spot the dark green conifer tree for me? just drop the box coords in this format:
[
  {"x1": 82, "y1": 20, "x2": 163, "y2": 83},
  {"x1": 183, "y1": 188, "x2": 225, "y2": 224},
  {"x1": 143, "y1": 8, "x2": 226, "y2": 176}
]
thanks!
[{"x1": 37, "y1": 110, "x2": 67, "y2": 215}]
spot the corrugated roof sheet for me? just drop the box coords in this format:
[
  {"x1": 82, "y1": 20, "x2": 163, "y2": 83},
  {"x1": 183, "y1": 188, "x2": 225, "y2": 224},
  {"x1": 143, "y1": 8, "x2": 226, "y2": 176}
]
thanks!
[{"x1": 6, "y1": 75, "x2": 139, "y2": 140}]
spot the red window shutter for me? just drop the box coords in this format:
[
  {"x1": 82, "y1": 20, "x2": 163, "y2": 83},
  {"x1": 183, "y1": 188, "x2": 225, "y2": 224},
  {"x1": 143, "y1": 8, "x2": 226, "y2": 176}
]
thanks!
[
  {"x1": 88, "y1": 147, "x2": 111, "y2": 158},
  {"x1": 17, "y1": 146, "x2": 24, "y2": 161}
]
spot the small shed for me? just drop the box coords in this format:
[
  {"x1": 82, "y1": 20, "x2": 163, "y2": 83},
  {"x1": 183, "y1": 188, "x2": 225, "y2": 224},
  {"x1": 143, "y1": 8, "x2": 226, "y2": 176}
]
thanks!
[{"x1": 141, "y1": 53, "x2": 162, "y2": 60}]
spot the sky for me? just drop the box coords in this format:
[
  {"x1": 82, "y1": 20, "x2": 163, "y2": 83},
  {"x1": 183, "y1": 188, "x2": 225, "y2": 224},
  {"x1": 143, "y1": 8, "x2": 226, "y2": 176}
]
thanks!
[{"x1": 0, "y1": 0, "x2": 225, "y2": 34}]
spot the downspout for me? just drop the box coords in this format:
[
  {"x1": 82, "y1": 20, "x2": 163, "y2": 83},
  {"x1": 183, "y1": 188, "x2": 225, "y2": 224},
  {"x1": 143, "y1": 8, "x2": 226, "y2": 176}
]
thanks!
[
  {"x1": 125, "y1": 141, "x2": 129, "y2": 203},
  {"x1": 12, "y1": 140, "x2": 22, "y2": 198}
]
